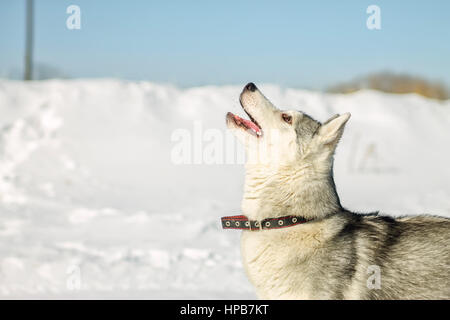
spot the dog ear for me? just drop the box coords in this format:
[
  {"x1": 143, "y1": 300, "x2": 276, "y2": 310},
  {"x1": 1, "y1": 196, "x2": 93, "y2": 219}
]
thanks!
[{"x1": 317, "y1": 113, "x2": 351, "y2": 145}]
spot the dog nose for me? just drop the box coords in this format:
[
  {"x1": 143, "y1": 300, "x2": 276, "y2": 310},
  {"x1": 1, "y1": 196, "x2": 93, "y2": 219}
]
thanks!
[{"x1": 245, "y1": 82, "x2": 257, "y2": 92}]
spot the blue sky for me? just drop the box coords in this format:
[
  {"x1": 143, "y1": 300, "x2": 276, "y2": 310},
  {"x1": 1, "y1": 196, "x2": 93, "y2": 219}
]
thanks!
[{"x1": 1, "y1": 0, "x2": 449, "y2": 88}]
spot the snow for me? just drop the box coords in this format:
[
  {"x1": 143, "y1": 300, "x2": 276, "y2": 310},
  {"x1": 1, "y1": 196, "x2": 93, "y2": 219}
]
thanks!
[{"x1": 0, "y1": 79, "x2": 449, "y2": 299}]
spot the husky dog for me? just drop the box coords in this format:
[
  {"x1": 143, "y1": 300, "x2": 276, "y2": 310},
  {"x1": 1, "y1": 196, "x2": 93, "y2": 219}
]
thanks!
[{"x1": 225, "y1": 82, "x2": 450, "y2": 300}]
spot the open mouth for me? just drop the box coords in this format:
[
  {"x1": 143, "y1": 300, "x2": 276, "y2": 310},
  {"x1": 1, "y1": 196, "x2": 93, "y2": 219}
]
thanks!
[{"x1": 227, "y1": 110, "x2": 262, "y2": 137}]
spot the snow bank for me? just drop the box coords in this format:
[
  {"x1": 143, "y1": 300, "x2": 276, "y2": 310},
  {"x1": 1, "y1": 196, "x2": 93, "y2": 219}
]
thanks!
[{"x1": 0, "y1": 79, "x2": 449, "y2": 298}]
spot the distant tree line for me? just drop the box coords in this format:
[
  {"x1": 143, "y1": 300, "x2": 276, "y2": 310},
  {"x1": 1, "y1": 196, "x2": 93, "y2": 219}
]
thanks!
[{"x1": 328, "y1": 71, "x2": 449, "y2": 100}]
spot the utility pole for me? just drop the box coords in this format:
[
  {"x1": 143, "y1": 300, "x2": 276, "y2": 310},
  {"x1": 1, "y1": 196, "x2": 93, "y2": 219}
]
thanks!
[{"x1": 24, "y1": 0, "x2": 34, "y2": 81}]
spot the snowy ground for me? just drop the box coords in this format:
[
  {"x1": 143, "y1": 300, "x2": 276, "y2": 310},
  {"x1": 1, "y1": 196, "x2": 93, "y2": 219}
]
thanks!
[{"x1": 0, "y1": 79, "x2": 449, "y2": 299}]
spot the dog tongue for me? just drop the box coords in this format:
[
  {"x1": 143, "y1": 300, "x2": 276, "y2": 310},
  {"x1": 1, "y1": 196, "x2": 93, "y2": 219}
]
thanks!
[{"x1": 233, "y1": 114, "x2": 261, "y2": 134}]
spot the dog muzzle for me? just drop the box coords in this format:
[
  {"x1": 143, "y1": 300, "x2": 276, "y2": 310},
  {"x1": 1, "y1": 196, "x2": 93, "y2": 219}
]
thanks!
[{"x1": 221, "y1": 215, "x2": 311, "y2": 231}]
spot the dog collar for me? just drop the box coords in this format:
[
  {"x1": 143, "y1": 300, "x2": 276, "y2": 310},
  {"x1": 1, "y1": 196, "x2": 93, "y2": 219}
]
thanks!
[{"x1": 221, "y1": 215, "x2": 310, "y2": 231}]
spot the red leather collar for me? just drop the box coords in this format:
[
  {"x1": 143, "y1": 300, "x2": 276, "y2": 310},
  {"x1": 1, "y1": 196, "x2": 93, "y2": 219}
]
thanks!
[{"x1": 221, "y1": 215, "x2": 310, "y2": 231}]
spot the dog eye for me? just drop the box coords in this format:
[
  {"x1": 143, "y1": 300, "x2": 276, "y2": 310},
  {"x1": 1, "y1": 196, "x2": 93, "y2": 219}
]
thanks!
[{"x1": 282, "y1": 113, "x2": 292, "y2": 125}]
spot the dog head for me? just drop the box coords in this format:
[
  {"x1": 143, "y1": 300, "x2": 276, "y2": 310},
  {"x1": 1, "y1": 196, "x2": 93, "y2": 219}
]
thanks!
[{"x1": 226, "y1": 83, "x2": 351, "y2": 167}]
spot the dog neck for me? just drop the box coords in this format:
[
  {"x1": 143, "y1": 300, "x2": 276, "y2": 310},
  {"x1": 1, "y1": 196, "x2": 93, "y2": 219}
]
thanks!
[{"x1": 242, "y1": 160, "x2": 342, "y2": 221}]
